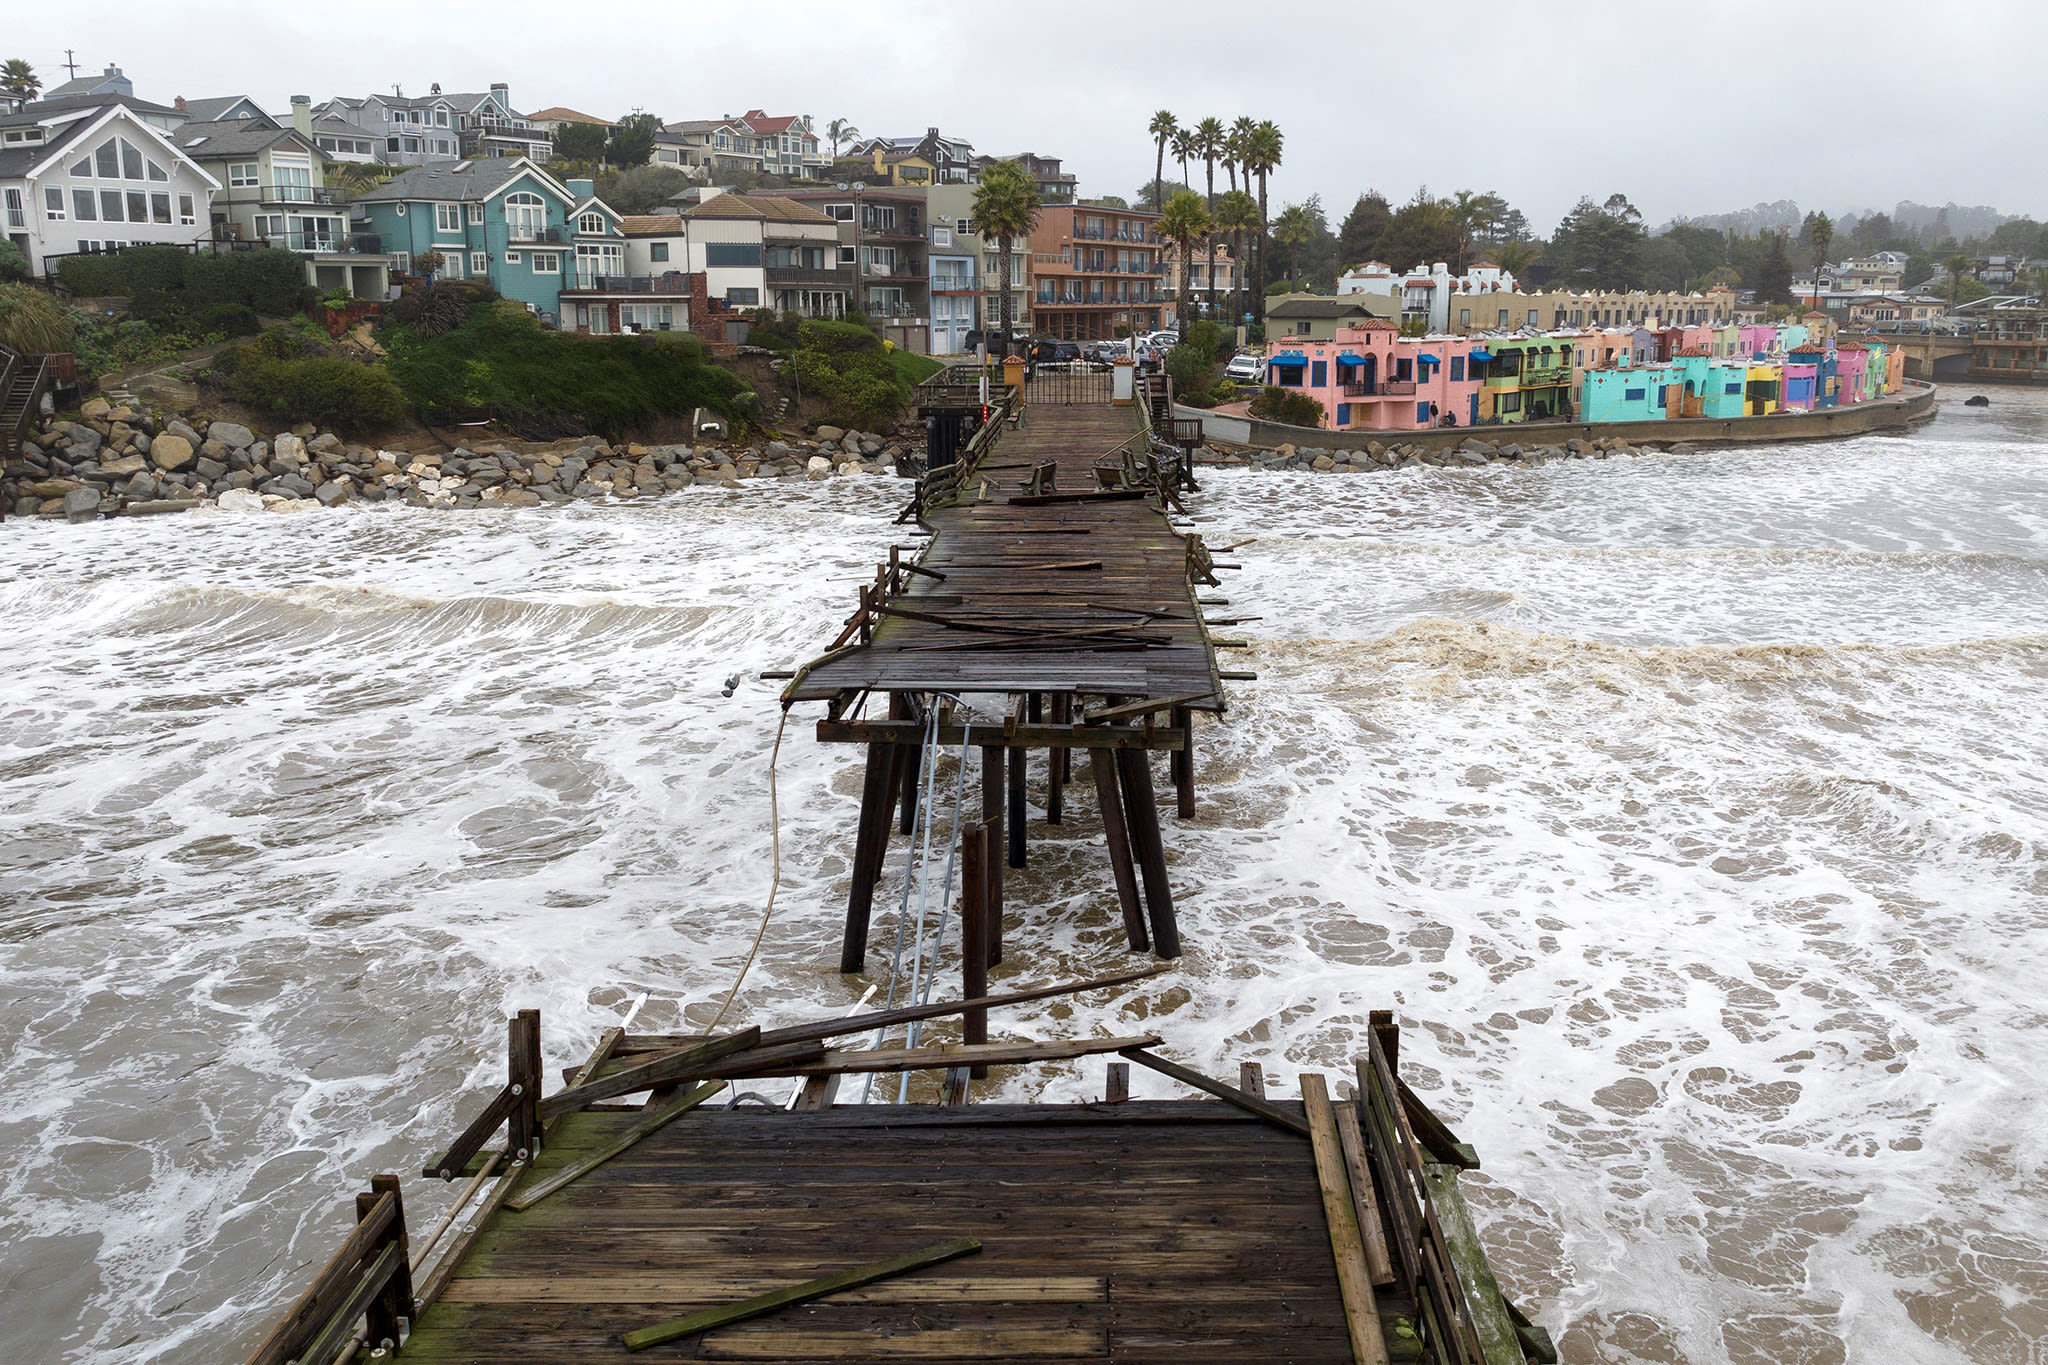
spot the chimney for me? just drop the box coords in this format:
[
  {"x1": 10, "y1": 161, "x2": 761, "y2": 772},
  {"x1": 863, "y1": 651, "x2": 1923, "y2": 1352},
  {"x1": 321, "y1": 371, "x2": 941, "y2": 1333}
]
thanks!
[
  {"x1": 174, "y1": 95, "x2": 187, "y2": 111},
  {"x1": 567, "y1": 177, "x2": 594, "y2": 199},
  {"x1": 491, "y1": 82, "x2": 509, "y2": 105},
  {"x1": 290, "y1": 94, "x2": 311, "y2": 137}
]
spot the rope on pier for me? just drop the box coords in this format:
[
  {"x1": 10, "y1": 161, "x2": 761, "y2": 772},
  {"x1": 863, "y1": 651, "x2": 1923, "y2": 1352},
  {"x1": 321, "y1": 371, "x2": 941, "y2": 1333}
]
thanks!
[{"x1": 704, "y1": 711, "x2": 789, "y2": 1035}]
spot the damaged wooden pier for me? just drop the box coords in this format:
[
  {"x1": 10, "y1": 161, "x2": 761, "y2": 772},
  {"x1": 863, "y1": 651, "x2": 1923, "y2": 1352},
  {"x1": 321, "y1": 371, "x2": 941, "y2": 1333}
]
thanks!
[
  {"x1": 245, "y1": 971, "x2": 1557, "y2": 1364},
  {"x1": 782, "y1": 366, "x2": 1231, "y2": 968}
]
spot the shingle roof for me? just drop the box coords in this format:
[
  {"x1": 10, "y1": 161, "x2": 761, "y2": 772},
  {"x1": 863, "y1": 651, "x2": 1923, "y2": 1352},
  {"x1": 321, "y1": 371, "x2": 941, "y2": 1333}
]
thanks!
[
  {"x1": 527, "y1": 106, "x2": 612, "y2": 126},
  {"x1": 175, "y1": 119, "x2": 305, "y2": 159},
  {"x1": 0, "y1": 92, "x2": 182, "y2": 126},
  {"x1": 313, "y1": 114, "x2": 375, "y2": 138},
  {"x1": 181, "y1": 96, "x2": 265, "y2": 122},
  {"x1": 353, "y1": 158, "x2": 550, "y2": 203},
  {"x1": 622, "y1": 214, "x2": 684, "y2": 235},
  {"x1": 1266, "y1": 296, "x2": 1386, "y2": 318},
  {"x1": 679, "y1": 193, "x2": 833, "y2": 224}
]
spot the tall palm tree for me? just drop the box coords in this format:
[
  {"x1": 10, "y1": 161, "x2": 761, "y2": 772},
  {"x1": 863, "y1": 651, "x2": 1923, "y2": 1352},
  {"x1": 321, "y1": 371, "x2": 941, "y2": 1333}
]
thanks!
[
  {"x1": 973, "y1": 159, "x2": 1042, "y2": 358},
  {"x1": 825, "y1": 119, "x2": 860, "y2": 158},
  {"x1": 1943, "y1": 253, "x2": 1973, "y2": 312},
  {"x1": 1447, "y1": 189, "x2": 1483, "y2": 274},
  {"x1": 1147, "y1": 110, "x2": 1177, "y2": 217},
  {"x1": 1806, "y1": 211, "x2": 1833, "y2": 308},
  {"x1": 1213, "y1": 190, "x2": 1260, "y2": 334},
  {"x1": 1159, "y1": 189, "x2": 1212, "y2": 340},
  {"x1": 0, "y1": 58, "x2": 39, "y2": 109},
  {"x1": 1272, "y1": 204, "x2": 1314, "y2": 282},
  {"x1": 1170, "y1": 127, "x2": 1195, "y2": 195},
  {"x1": 1240, "y1": 121, "x2": 1284, "y2": 319},
  {"x1": 1228, "y1": 116, "x2": 1256, "y2": 195},
  {"x1": 1194, "y1": 118, "x2": 1224, "y2": 321}
]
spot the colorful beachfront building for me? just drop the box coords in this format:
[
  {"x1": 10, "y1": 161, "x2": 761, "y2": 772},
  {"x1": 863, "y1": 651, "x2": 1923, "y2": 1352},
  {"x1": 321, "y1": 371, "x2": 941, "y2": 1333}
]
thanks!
[
  {"x1": 1263, "y1": 322, "x2": 1485, "y2": 430},
  {"x1": 1472, "y1": 335, "x2": 1575, "y2": 423}
]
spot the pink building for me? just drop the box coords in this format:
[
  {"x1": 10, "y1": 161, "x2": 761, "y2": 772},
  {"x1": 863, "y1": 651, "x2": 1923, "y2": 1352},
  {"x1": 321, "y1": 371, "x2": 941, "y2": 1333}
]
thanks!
[
  {"x1": 1265, "y1": 322, "x2": 1484, "y2": 431},
  {"x1": 1739, "y1": 324, "x2": 1780, "y2": 358},
  {"x1": 1833, "y1": 344, "x2": 1869, "y2": 403}
]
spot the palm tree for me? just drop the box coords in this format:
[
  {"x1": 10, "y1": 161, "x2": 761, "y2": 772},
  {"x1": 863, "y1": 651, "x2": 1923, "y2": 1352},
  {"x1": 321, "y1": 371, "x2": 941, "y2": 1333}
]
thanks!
[
  {"x1": 1272, "y1": 204, "x2": 1314, "y2": 282},
  {"x1": 1147, "y1": 110, "x2": 1177, "y2": 218},
  {"x1": 1494, "y1": 238, "x2": 1540, "y2": 282},
  {"x1": 1240, "y1": 121, "x2": 1284, "y2": 317},
  {"x1": 825, "y1": 119, "x2": 859, "y2": 158},
  {"x1": 1159, "y1": 189, "x2": 1212, "y2": 339},
  {"x1": 1943, "y1": 253, "x2": 1973, "y2": 312},
  {"x1": 1806, "y1": 211, "x2": 1834, "y2": 308},
  {"x1": 1213, "y1": 190, "x2": 1260, "y2": 334},
  {"x1": 2030, "y1": 264, "x2": 2048, "y2": 307},
  {"x1": 1194, "y1": 118, "x2": 1225, "y2": 321},
  {"x1": 0, "y1": 58, "x2": 39, "y2": 109},
  {"x1": 1228, "y1": 116, "x2": 1256, "y2": 195},
  {"x1": 973, "y1": 159, "x2": 1042, "y2": 358},
  {"x1": 1447, "y1": 189, "x2": 1483, "y2": 274},
  {"x1": 1170, "y1": 127, "x2": 1195, "y2": 193}
]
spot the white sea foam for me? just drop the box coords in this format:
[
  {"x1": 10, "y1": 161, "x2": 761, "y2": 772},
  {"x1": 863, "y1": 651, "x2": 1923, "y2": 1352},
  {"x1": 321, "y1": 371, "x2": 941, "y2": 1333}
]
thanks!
[{"x1": 3, "y1": 397, "x2": 2046, "y2": 1363}]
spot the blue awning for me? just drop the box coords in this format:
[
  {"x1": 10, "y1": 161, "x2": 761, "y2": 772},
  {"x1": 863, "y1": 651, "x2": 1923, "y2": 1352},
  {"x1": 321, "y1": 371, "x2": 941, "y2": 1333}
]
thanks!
[
  {"x1": 1469, "y1": 349, "x2": 1494, "y2": 362},
  {"x1": 1418, "y1": 352, "x2": 1441, "y2": 364},
  {"x1": 1336, "y1": 352, "x2": 1367, "y2": 365}
]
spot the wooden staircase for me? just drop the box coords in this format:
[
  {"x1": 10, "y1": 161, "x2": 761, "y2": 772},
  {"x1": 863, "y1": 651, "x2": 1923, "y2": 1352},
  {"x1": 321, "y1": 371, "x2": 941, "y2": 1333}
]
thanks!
[{"x1": 1, "y1": 343, "x2": 62, "y2": 522}]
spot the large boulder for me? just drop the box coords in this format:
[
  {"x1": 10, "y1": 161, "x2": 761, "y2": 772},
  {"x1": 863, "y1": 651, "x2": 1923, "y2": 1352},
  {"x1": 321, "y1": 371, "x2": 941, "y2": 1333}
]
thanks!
[
  {"x1": 80, "y1": 397, "x2": 112, "y2": 421},
  {"x1": 63, "y1": 486, "x2": 103, "y2": 521},
  {"x1": 813, "y1": 425, "x2": 845, "y2": 443},
  {"x1": 208, "y1": 421, "x2": 256, "y2": 450},
  {"x1": 314, "y1": 480, "x2": 351, "y2": 507},
  {"x1": 217, "y1": 489, "x2": 265, "y2": 512},
  {"x1": 151, "y1": 434, "x2": 197, "y2": 471},
  {"x1": 806, "y1": 455, "x2": 833, "y2": 480},
  {"x1": 100, "y1": 453, "x2": 147, "y2": 476}
]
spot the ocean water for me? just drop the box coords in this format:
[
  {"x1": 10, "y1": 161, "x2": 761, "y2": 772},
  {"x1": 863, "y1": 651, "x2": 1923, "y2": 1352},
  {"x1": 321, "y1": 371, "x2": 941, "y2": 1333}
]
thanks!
[{"x1": 2, "y1": 390, "x2": 2045, "y2": 1363}]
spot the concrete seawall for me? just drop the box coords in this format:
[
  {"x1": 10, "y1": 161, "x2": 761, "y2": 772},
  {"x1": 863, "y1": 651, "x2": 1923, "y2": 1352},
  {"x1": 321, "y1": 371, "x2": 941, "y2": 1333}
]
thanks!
[{"x1": 1183, "y1": 381, "x2": 1938, "y2": 454}]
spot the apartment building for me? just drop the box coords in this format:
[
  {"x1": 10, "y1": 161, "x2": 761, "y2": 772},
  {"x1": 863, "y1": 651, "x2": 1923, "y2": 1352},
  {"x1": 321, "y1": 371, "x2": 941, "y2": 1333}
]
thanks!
[
  {"x1": 1025, "y1": 203, "x2": 1167, "y2": 342},
  {"x1": 783, "y1": 186, "x2": 930, "y2": 350}
]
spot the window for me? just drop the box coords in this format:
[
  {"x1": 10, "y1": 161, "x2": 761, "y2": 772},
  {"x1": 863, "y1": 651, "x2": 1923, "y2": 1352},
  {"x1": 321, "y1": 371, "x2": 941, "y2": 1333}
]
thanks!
[
  {"x1": 503, "y1": 192, "x2": 546, "y2": 241},
  {"x1": 118, "y1": 139, "x2": 143, "y2": 179},
  {"x1": 177, "y1": 194, "x2": 195, "y2": 226},
  {"x1": 1497, "y1": 309, "x2": 1508, "y2": 327},
  {"x1": 932, "y1": 226, "x2": 951, "y2": 247},
  {"x1": 227, "y1": 162, "x2": 260, "y2": 188},
  {"x1": 436, "y1": 202, "x2": 461, "y2": 232},
  {"x1": 1450, "y1": 355, "x2": 1464, "y2": 381},
  {"x1": 435, "y1": 110, "x2": 449, "y2": 127},
  {"x1": 96, "y1": 139, "x2": 120, "y2": 177},
  {"x1": 1395, "y1": 358, "x2": 1412, "y2": 381},
  {"x1": 726, "y1": 287, "x2": 759, "y2": 305},
  {"x1": 577, "y1": 212, "x2": 605, "y2": 235},
  {"x1": 403, "y1": 137, "x2": 420, "y2": 153},
  {"x1": 649, "y1": 242, "x2": 669, "y2": 262},
  {"x1": 147, "y1": 159, "x2": 167, "y2": 182},
  {"x1": 1459, "y1": 308, "x2": 1470, "y2": 326},
  {"x1": 1311, "y1": 361, "x2": 1327, "y2": 387},
  {"x1": 705, "y1": 242, "x2": 762, "y2": 268},
  {"x1": 150, "y1": 192, "x2": 171, "y2": 224},
  {"x1": 621, "y1": 303, "x2": 674, "y2": 331},
  {"x1": 44, "y1": 186, "x2": 65, "y2": 220},
  {"x1": 2, "y1": 188, "x2": 19, "y2": 229},
  {"x1": 126, "y1": 190, "x2": 147, "y2": 223},
  {"x1": 73, "y1": 189, "x2": 97, "y2": 220},
  {"x1": 390, "y1": 251, "x2": 410, "y2": 274},
  {"x1": 434, "y1": 140, "x2": 451, "y2": 155},
  {"x1": 825, "y1": 203, "x2": 854, "y2": 221},
  {"x1": 100, "y1": 189, "x2": 125, "y2": 221},
  {"x1": 1416, "y1": 402, "x2": 1431, "y2": 424},
  {"x1": 471, "y1": 251, "x2": 487, "y2": 274},
  {"x1": 837, "y1": 244, "x2": 856, "y2": 266},
  {"x1": 504, "y1": 251, "x2": 520, "y2": 263},
  {"x1": 1624, "y1": 387, "x2": 1646, "y2": 402},
  {"x1": 387, "y1": 137, "x2": 401, "y2": 153}
]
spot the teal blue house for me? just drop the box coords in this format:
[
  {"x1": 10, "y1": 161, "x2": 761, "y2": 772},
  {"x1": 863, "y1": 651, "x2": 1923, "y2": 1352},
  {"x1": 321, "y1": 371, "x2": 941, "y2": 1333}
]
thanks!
[
  {"x1": 351, "y1": 157, "x2": 616, "y2": 323},
  {"x1": 1581, "y1": 361, "x2": 1675, "y2": 422}
]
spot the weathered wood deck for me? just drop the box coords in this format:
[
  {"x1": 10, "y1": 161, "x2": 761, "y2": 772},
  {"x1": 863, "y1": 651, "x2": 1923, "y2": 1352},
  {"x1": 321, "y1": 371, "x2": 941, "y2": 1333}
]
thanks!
[{"x1": 401, "y1": 1101, "x2": 1354, "y2": 1363}]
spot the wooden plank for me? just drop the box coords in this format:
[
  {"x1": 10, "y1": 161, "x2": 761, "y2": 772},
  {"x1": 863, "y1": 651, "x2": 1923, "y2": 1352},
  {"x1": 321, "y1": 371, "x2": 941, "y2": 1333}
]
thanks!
[
  {"x1": 242, "y1": 1190, "x2": 397, "y2": 1365},
  {"x1": 411, "y1": 1156, "x2": 528, "y2": 1314},
  {"x1": 621, "y1": 1238, "x2": 984, "y2": 1352},
  {"x1": 505, "y1": 1009, "x2": 540, "y2": 1161},
  {"x1": 1423, "y1": 1164, "x2": 1525, "y2": 1365},
  {"x1": 1301, "y1": 1073, "x2": 1392, "y2": 1365},
  {"x1": 960, "y1": 823, "x2": 990, "y2": 1074},
  {"x1": 755, "y1": 1034, "x2": 1161, "y2": 1079},
  {"x1": 1335, "y1": 1102, "x2": 1396, "y2": 1288},
  {"x1": 1090, "y1": 749, "x2": 1149, "y2": 952},
  {"x1": 1117, "y1": 748, "x2": 1180, "y2": 959},
  {"x1": 1119, "y1": 1048, "x2": 1310, "y2": 1137},
  {"x1": 291, "y1": 1240, "x2": 402, "y2": 1365},
  {"x1": 505, "y1": 1081, "x2": 725, "y2": 1211},
  {"x1": 1239, "y1": 1061, "x2": 1266, "y2": 1097},
  {"x1": 538, "y1": 1027, "x2": 762, "y2": 1119},
  {"x1": 422, "y1": 1083, "x2": 519, "y2": 1181},
  {"x1": 1104, "y1": 1062, "x2": 1130, "y2": 1103},
  {"x1": 1082, "y1": 692, "x2": 1214, "y2": 725},
  {"x1": 1400, "y1": 1078, "x2": 1481, "y2": 1169}
]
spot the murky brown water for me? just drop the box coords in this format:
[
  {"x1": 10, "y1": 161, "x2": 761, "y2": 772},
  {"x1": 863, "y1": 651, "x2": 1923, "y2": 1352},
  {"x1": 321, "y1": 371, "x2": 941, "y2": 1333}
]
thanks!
[{"x1": 3, "y1": 390, "x2": 2046, "y2": 1363}]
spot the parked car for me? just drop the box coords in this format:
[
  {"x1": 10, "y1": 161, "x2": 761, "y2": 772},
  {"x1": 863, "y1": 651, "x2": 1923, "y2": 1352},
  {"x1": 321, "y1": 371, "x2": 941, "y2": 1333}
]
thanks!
[
  {"x1": 1147, "y1": 330, "x2": 1180, "y2": 350},
  {"x1": 1225, "y1": 352, "x2": 1264, "y2": 382},
  {"x1": 1029, "y1": 338, "x2": 1082, "y2": 364}
]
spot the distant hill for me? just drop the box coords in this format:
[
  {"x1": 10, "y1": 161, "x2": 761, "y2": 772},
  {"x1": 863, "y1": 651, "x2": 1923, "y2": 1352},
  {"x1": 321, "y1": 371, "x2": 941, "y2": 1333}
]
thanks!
[{"x1": 1659, "y1": 198, "x2": 2014, "y2": 243}]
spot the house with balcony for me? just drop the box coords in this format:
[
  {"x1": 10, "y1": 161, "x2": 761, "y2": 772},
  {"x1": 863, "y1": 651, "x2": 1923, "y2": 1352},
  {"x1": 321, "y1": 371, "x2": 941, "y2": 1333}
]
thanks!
[
  {"x1": 1265, "y1": 322, "x2": 1485, "y2": 430},
  {"x1": 654, "y1": 119, "x2": 758, "y2": 177},
  {"x1": 351, "y1": 157, "x2": 596, "y2": 321},
  {"x1": 988, "y1": 152, "x2": 1075, "y2": 204},
  {"x1": 783, "y1": 186, "x2": 929, "y2": 348},
  {"x1": 173, "y1": 100, "x2": 392, "y2": 299},
  {"x1": 0, "y1": 95, "x2": 218, "y2": 276},
  {"x1": 1024, "y1": 203, "x2": 1167, "y2": 342},
  {"x1": 733, "y1": 111, "x2": 824, "y2": 179},
  {"x1": 675, "y1": 191, "x2": 846, "y2": 317},
  {"x1": 1470, "y1": 335, "x2": 1576, "y2": 422},
  {"x1": 446, "y1": 85, "x2": 550, "y2": 161},
  {"x1": 1163, "y1": 244, "x2": 1239, "y2": 324},
  {"x1": 925, "y1": 183, "x2": 1021, "y2": 352},
  {"x1": 526, "y1": 107, "x2": 613, "y2": 137},
  {"x1": 309, "y1": 113, "x2": 380, "y2": 166},
  {"x1": 559, "y1": 189, "x2": 693, "y2": 334},
  {"x1": 847, "y1": 128, "x2": 977, "y2": 184},
  {"x1": 317, "y1": 91, "x2": 461, "y2": 166}
]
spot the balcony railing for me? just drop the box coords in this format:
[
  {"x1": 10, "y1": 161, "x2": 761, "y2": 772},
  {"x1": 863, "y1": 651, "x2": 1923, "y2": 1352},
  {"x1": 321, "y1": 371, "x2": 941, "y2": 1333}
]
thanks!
[
  {"x1": 932, "y1": 278, "x2": 975, "y2": 293},
  {"x1": 765, "y1": 265, "x2": 850, "y2": 286},
  {"x1": 863, "y1": 260, "x2": 924, "y2": 279},
  {"x1": 506, "y1": 225, "x2": 568, "y2": 245},
  {"x1": 1378, "y1": 379, "x2": 1417, "y2": 396},
  {"x1": 564, "y1": 273, "x2": 695, "y2": 294},
  {"x1": 260, "y1": 184, "x2": 344, "y2": 206},
  {"x1": 866, "y1": 302, "x2": 927, "y2": 319},
  {"x1": 256, "y1": 231, "x2": 386, "y2": 256}
]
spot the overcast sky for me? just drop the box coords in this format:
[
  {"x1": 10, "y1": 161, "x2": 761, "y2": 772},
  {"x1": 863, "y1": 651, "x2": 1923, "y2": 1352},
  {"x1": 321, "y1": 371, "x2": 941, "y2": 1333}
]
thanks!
[{"x1": 12, "y1": 0, "x2": 2039, "y2": 231}]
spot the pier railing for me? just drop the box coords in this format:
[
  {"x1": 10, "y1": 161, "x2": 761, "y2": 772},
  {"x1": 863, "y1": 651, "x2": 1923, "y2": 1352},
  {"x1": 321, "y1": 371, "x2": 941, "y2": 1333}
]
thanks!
[{"x1": 242, "y1": 1176, "x2": 413, "y2": 1365}]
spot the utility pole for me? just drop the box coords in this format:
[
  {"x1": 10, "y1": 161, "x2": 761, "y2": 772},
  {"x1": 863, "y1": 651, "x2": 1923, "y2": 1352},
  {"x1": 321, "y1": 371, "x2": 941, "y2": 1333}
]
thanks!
[{"x1": 62, "y1": 49, "x2": 80, "y2": 80}]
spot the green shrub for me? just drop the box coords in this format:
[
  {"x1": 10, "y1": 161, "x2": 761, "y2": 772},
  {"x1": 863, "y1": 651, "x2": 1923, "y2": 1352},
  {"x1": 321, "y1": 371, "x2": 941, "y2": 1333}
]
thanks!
[
  {"x1": 57, "y1": 245, "x2": 310, "y2": 321},
  {"x1": 1248, "y1": 384, "x2": 1326, "y2": 428},
  {"x1": 57, "y1": 253, "x2": 132, "y2": 297},
  {"x1": 0, "y1": 240, "x2": 30, "y2": 283},
  {"x1": 1163, "y1": 341, "x2": 1215, "y2": 398},
  {"x1": 0, "y1": 283, "x2": 75, "y2": 353},
  {"x1": 1183, "y1": 319, "x2": 1228, "y2": 362},
  {"x1": 224, "y1": 355, "x2": 407, "y2": 428}
]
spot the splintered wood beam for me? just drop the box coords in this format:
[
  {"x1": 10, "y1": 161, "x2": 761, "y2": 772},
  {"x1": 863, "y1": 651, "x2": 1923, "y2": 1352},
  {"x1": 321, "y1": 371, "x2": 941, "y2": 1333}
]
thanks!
[
  {"x1": 1082, "y1": 691, "x2": 1214, "y2": 725},
  {"x1": 1302, "y1": 1072, "x2": 1391, "y2": 1365},
  {"x1": 1119, "y1": 1048, "x2": 1310, "y2": 1137},
  {"x1": 622, "y1": 1238, "x2": 984, "y2": 1352},
  {"x1": 1400, "y1": 1078, "x2": 1481, "y2": 1169},
  {"x1": 730, "y1": 1034, "x2": 1161, "y2": 1080},
  {"x1": 818, "y1": 719, "x2": 1185, "y2": 751},
  {"x1": 536, "y1": 1028, "x2": 761, "y2": 1119}
]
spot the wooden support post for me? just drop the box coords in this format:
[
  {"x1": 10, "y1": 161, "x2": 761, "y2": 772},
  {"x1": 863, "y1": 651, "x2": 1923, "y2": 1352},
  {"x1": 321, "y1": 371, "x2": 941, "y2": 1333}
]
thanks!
[
  {"x1": 1104, "y1": 1061, "x2": 1130, "y2": 1103},
  {"x1": 1117, "y1": 748, "x2": 1181, "y2": 959},
  {"x1": 1089, "y1": 749, "x2": 1148, "y2": 953},
  {"x1": 361, "y1": 1174, "x2": 413, "y2": 1350},
  {"x1": 1171, "y1": 705, "x2": 1195, "y2": 818},
  {"x1": 840, "y1": 740, "x2": 894, "y2": 973},
  {"x1": 506, "y1": 1009, "x2": 540, "y2": 1161},
  {"x1": 898, "y1": 716, "x2": 922, "y2": 837},
  {"x1": 1239, "y1": 1061, "x2": 1266, "y2": 1097},
  {"x1": 960, "y1": 822, "x2": 990, "y2": 1079},
  {"x1": 878, "y1": 696, "x2": 908, "y2": 881},
  {"x1": 1026, "y1": 692, "x2": 1043, "y2": 723},
  {"x1": 981, "y1": 745, "x2": 1006, "y2": 967},
  {"x1": 794, "y1": 1074, "x2": 840, "y2": 1110},
  {"x1": 1007, "y1": 738, "x2": 1027, "y2": 870},
  {"x1": 1046, "y1": 693, "x2": 1069, "y2": 825}
]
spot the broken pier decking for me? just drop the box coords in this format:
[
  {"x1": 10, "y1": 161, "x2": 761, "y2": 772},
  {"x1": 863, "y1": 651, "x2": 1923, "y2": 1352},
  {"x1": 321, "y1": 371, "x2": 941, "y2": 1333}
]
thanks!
[
  {"x1": 783, "y1": 379, "x2": 1229, "y2": 969},
  {"x1": 246, "y1": 995, "x2": 1556, "y2": 1365}
]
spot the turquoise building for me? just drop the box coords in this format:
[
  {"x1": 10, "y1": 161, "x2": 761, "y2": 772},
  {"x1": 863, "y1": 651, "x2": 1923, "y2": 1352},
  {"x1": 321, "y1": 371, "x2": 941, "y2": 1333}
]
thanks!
[
  {"x1": 351, "y1": 157, "x2": 619, "y2": 324},
  {"x1": 1581, "y1": 362, "x2": 1679, "y2": 422}
]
